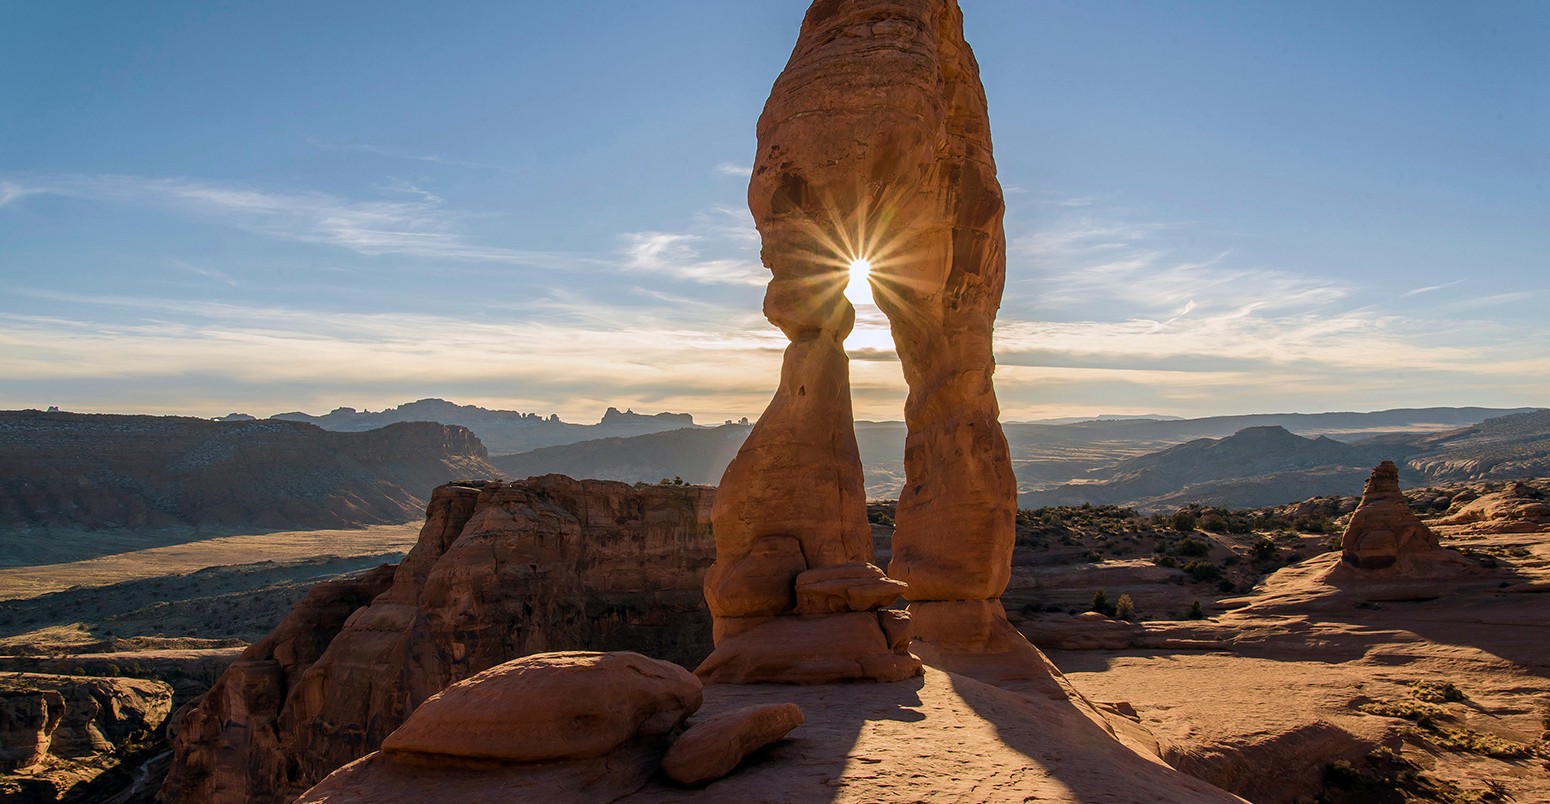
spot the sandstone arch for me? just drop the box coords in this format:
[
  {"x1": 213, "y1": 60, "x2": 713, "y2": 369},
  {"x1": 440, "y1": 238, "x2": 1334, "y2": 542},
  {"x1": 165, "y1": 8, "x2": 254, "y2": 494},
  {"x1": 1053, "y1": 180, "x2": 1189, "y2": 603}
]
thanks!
[{"x1": 698, "y1": 0, "x2": 1022, "y2": 684}]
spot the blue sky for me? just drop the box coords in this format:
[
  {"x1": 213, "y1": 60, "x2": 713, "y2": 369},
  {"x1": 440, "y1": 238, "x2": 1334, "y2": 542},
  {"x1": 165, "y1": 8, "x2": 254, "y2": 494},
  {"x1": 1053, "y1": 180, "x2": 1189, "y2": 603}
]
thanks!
[{"x1": 2, "y1": 1, "x2": 1546, "y2": 423}]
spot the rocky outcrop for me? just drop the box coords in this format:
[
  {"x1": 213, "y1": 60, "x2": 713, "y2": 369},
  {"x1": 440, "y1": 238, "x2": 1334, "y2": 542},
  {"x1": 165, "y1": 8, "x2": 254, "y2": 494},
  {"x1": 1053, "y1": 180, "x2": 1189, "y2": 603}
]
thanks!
[
  {"x1": 0, "y1": 674, "x2": 172, "y2": 771},
  {"x1": 1435, "y1": 481, "x2": 1550, "y2": 533},
  {"x1": 0, "y1": 688, "x2": 62, "y2": 772},
  {"x1": 160, "y1": 562, "x2": 398, "y2": 804},
  {"x1": 1339, "y1": 461, "x2": 1448, "y2": 570},
  {"x1": 661, "y1": 702, "x2": 804, "y2": 786},
  {"x1": 161, "y1": 476, "x2": 716, "y2": 804},
  {"x1": 300, "y1": 652, "x2": 705, "y2": 803},
  {"x1": 0, "y1": 410, "x2": 498, "y2": 530}
]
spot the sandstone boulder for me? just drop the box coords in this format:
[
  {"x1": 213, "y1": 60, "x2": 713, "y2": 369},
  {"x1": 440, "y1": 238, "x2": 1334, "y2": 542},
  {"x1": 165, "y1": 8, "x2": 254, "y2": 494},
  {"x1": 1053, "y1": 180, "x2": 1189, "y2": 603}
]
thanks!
[
  {"x1": 697, "y1": 611, "x2": 920, "y2": 684},
  {"x1": 794, "y1": 562, "x2": 907, "y2": 614},
  {"x1": 382, "y1": 651, "x2": 702, "y2": 763},
  {"x1": 662, "y1": 702, "x2": 804, "y2": 786}
]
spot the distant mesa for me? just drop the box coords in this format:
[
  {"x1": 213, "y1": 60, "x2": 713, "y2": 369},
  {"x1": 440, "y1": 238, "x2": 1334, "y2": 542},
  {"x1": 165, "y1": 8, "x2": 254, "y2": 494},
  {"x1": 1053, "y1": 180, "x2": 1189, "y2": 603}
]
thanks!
[
  {"x1": 268, "y1": 398, "x2": 701, "y2": 455},
  {"x1": 0, "y1": 410, "x2": 496, "y2": 530}
]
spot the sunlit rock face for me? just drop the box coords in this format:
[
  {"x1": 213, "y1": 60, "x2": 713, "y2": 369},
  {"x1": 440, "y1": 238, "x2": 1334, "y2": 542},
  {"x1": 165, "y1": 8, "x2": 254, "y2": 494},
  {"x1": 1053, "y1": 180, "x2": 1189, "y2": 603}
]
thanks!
[
  {"x1": 701, "y1": 0, "x2": 1016, "y2": 681},
  {"x1": 1340, "y1": 460, "x2": 1444, "y2": 569}
]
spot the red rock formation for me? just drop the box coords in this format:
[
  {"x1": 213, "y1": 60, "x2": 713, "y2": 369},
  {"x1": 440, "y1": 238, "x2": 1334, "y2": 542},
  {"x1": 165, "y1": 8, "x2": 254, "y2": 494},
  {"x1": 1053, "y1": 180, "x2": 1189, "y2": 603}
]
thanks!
[
  {"x1": 380, "y1": 652, "x2": 702, "y2": 764},
  {"x1": 161, "y1": 476, "x2": 716, "y2": 804},
  {"x1": 704, "y1": 0, "x2": 1024, "y2": 684},
  {"x1": 1340, "y1": 461, "x2": 1446, "y2": 570},
  {"x1": 661, "y1": 702, "x2": 804, "y2": 786},
  {"x1": 301, "y1": 651, "x2": 706, "y2": 804},
  {"x1": 0, "y1": 673, "x2": 172, "y2": 786}
]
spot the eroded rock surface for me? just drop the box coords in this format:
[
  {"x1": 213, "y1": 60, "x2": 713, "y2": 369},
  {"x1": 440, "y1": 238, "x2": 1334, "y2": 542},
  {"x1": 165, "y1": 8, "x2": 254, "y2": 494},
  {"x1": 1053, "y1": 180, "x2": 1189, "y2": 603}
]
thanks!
[
  {"x1": 381, "y1": 652, "x2": 701, "y2": 763},
  {"x1": 703, "y1": 0, "x2": 1025, "y2": 684},
  {"x1": 1339, "y1": 461, "x2": 1458, "y2": 571},
  {"x1": 0, "y1": 672, "x2": 173, "y2": 801},
  {"x1": 162, "y1": 476, "x2": 716, "y2": 804}
]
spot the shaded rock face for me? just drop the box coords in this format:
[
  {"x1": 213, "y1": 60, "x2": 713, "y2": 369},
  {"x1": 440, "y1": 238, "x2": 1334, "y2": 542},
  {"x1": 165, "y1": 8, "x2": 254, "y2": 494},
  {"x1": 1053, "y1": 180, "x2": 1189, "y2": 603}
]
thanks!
[
  {"x1": 0, "y1": 674, "x2": 172, "y2": 771},
  {"x1": 0, "y1": 410, "x2": 497, "y2": 530},
  {"x1": 703, "y1": 0, "x2": 1014, "y2": 681},
  {"x1": 1340, "y1": 461, "x2": 1442, "y2": 569},
  {"x1": 0, "y1": 688, "x2": 63, "y2": 772},
  {"x1": 161, "y1": 476, "x2": 716, "y2": 804}
]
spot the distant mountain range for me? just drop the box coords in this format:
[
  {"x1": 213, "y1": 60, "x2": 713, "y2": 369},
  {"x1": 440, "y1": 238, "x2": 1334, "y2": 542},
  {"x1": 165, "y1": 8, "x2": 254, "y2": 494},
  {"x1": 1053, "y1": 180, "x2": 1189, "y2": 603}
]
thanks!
[
  {"x1": 481, "y1": 406, "x2": 1543, "y2": 504},
  {"x1": 0, "y1": 411, "x2": 499, "y2": 530},
  {"x1": 1020, "y1": 409, "x2": 1550, "y2": 510},
  {"x1": 263, "y1": 398, "x2": 699, "y2": 454},
  {"x1": 8, "y1": 403, "x2": 1543, "y2": 531}
]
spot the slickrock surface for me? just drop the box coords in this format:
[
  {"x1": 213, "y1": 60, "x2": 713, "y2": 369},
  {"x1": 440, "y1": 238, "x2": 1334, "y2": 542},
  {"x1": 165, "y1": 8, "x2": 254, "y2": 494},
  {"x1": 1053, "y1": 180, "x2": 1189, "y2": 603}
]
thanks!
[
  {"x1": 1040, "y1": 505, "x2": 1550, "y2": 804},
  {"x1": 301, "y1": 668, "x2": 1242, "y2": 803},
  {"x1": 1435, "y1": 481, "x2": 1550, "y2": 532},
  {"x1": 161, "y1": 476, "x2": 716, "y2": 804},
  {"x1": 662, "y1": 702, "x2": 804, "y2": 786},
  {"x1": 381, "y1": 652, "x2": 702, "y2": 763}
]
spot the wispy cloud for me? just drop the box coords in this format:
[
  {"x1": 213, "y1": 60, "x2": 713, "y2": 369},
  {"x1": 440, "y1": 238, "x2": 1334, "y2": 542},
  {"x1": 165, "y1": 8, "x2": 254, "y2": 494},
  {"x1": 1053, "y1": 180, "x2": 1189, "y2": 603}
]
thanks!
[
  {"x1": 1403, "y1": 280, "x2": 1463, "y2": 297},
  {"x1": 621, "y1": 231, "x2": 766, "y2": 286},
  {"x1": 2, "y1": 174, "x2": 575, "y2": 266},
  {"x1": 715, "y1": 162, "x2": 753, "y2": 178},
  {"x1": 0, "y1": 181, "x2": 43, "y2": 207}
]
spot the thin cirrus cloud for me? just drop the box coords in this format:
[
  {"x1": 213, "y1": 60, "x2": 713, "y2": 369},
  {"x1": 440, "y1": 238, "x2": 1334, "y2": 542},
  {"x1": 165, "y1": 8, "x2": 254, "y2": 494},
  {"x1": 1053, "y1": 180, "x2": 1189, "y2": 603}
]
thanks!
[
  {"x1": 2, "y1": 171, "x2": 1544, "y2": 420},
  {"x1": 620, "y1": 231, "x2": 767, "y2": 286},
  {"x1": 3, "y1": 174, "x2": 577, "y2": 267}
]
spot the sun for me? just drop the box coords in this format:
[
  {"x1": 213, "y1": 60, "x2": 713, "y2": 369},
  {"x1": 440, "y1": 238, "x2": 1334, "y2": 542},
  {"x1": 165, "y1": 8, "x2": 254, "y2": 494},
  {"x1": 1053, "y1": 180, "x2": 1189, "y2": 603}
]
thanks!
[{"x1": 844, "y1": 257, "x2": 874, "y2": 305}]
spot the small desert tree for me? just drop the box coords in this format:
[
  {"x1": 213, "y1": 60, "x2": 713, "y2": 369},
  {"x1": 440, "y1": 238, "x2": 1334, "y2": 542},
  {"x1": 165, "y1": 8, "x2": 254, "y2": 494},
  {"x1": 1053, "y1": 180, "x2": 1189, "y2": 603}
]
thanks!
[
  {"x1": 1090, "y1": 588, "x2": 1114, "y2": 616},
  {"x1": 1114, "y1": 593, "x2": 1136, "y2": 621}
]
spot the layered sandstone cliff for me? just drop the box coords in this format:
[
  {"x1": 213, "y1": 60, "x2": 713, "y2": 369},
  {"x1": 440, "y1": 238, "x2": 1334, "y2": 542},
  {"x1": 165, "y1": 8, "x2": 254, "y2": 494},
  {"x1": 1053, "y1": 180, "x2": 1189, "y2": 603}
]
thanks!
[
  {"x1": 0, "y1": 411, "x2": 498, "y2": 530},
  {"x1": 160, "y1": 476, "x2": 715, "y2": 803}
]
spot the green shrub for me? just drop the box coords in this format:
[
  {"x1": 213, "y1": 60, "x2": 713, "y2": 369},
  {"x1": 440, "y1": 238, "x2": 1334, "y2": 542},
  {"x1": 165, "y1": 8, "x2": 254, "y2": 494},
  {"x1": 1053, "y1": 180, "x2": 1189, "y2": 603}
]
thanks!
[
  {"x1": 1114, "y1": 594, "x2": 1136, "y2": 621},
  {"x1": 1182, "y1": 560, "x2": 1221, "y2": 582},
  {"x1": 1186, "y1": 600, "x2": 1205, "y2": 620},
  {"x1": 1171, "y1": 511, "x2": 1199, "y2": 532},
  {"x1": 1090, "y1": 588, "x2": 1114, "y2": 616},
  {"x1": 1170, "y1": 536, "x2": 1211, "y2": 557},
  {"x1": 1410, "y1": 680, "x2": 1466, "y2": 704}
]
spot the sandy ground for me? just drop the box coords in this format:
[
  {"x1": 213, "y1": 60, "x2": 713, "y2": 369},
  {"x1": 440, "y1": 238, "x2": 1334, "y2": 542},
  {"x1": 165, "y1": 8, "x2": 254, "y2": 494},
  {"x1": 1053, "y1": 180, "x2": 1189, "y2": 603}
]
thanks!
[{"x1": 303, "y1": 667, "x2": 1245, "y2": 804}]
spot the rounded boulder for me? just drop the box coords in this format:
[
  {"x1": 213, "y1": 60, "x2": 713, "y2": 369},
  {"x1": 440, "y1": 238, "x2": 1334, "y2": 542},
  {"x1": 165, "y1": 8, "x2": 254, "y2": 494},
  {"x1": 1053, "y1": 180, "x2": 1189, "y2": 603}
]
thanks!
[{"x1": 381, "y1": 651, "x2": 702, "y2": 763}]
